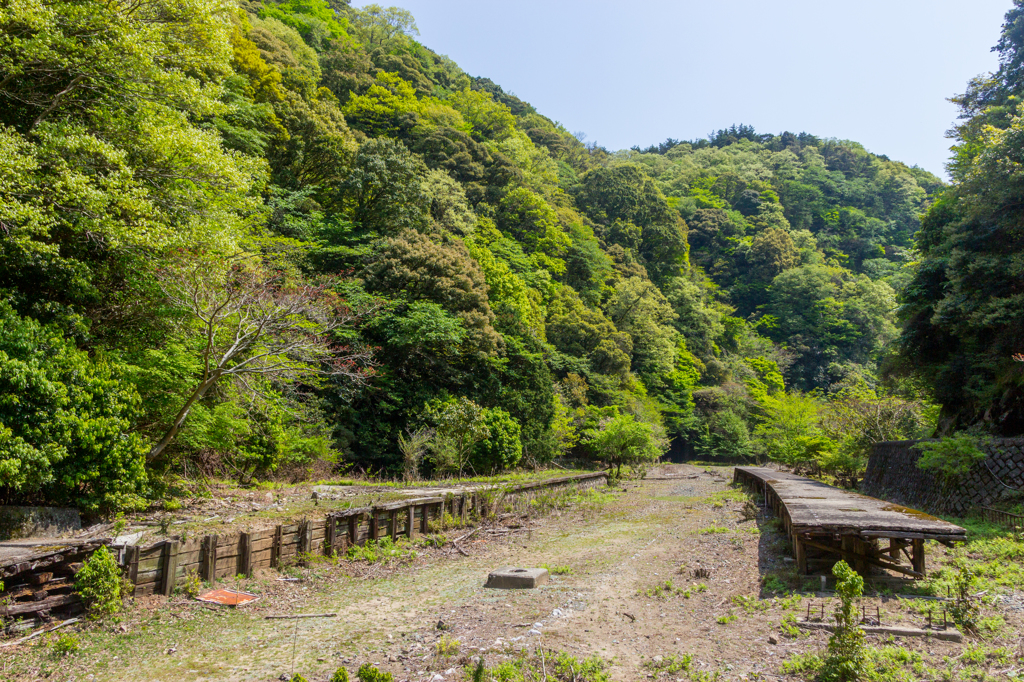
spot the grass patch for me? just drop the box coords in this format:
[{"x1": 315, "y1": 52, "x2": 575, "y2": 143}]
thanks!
[
  {"x1": 698, "y1": 526, "x2": 730, "y2": 535},
  {"x1": 479, "y1": 650, "x2": 611, "y2": 682},
  {"x1": 643, "y1": 653, "x2": 693, "y2": 674},
  {"x1": 542, "y1": 564, "x2": 573, "y2": 575},
  {"x1": 345, "y1": 537, "x2": 417, "y2": 564}
]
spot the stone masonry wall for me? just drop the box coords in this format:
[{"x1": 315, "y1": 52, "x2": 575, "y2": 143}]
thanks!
[{"x1": 862, "y1": 438, "x2": 1024, "y2": 516}]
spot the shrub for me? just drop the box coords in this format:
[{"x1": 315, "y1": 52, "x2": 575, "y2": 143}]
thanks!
[
  {"x1": 948, "y1": 558, "x2": 980, "y2": 633},
  {"x1": 0, "y1": 302, "x2": 149, "y2": 512},
  {"x1": 916, "y1": 434, "x2": 986, "y2": 483},
  {"x1": 357, "y1": 663, "x2": 393, "y2": 682},
  {"x1": 51, "y1": 633, "x2": 80, "y2": 656},
  {"x1": 330, "y1": 668, "x2": 350, "y2": 682},
  {"x1": 178, "y1": 570, "x2": 203, "y2": 599},
  {"x1": 75, "y1": 546, "x2": 127, "y2": 619},
  {"x1": 470, "y1": 407, "x2": 523, "y2": 473},
  {"x1": 821, "y1": 560, "x2": 865, "y2": 682},
  {"x1": 436, "y1": 634, "x2": 460, "y2": 658}
]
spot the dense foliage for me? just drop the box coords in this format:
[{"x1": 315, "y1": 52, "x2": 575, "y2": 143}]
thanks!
[
  {"x1": 0, "y1": 0, "x2": 951, "y2": 509},
  {"x1": 896, "y1": 0, "x2": 1024, "y2": 435}
]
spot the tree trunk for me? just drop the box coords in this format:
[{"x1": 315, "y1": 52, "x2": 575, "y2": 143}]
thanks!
[{"x1": 147, "y1": 374, "x2": 220, "y2": 462}]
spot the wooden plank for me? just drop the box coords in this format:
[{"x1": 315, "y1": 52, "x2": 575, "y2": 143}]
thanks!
[{"x1": 0, "y1": 593, "x2": 79, "y2": 617}]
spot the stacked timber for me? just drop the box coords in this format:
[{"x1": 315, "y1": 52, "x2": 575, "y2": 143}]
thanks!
[{"x1": 0, "y1": 538, "x2": 109, "y2": 631}]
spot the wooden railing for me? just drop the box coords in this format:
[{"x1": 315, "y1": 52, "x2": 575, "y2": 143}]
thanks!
[{"x1": 978, "y1": 506, "x2": 1024, "y2": 532}]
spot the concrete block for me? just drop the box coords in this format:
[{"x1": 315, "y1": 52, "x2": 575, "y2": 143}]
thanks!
[
  {"x1": 0, "y1": 507, "x2": 80, "y2": 541},
  {"x1": 485, "y1": 567, "x2": 549, "y2": 589}
]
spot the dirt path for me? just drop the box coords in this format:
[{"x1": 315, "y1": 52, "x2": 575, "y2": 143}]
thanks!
[{"x1": 4, "y1": 464, "x2": 1020, "y2": 682}]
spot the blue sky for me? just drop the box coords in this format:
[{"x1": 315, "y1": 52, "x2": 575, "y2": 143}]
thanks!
[{"x1": 352, "y1": 1, "x2": 1012, "y2": 178}]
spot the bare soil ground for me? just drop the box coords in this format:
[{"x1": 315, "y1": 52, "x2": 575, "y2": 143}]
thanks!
[{"x1": 3, "y1": 464, "x2": 1022, "y2": 682}]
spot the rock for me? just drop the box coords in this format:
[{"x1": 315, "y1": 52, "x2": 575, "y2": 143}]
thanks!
[
  {"x1": 527, "y1": 629, "x2": 541, "y2": 636},
  {"x1": 653, "y1": 656, "x2": 664, "y2": 664},
  {"x1": 768, "y1": 635, "x2": 778, "y2": 645},
  {"x1": 436, "y1": 618, "x2": 449, "y2": 631},
  {"x1": 264, "y1": 492, "x2": 274, "y2": 504},
  {"x1": 445, "y1": 668, "x2": 456, "y2": 675}
]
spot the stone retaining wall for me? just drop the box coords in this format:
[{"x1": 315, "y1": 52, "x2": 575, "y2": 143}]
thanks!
[{"x1": 862, "y1": 438, "x2": 1024, "y2": 516}]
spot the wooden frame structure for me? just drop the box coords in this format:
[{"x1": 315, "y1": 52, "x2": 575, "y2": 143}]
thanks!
[{"x1": 734, "y1": 467, "x2": 966, "y2": 578}]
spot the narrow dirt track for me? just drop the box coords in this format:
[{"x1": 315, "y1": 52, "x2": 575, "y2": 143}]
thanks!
[{"x1": 3, "y1": 464, "x2": 1007, "y2": 682}]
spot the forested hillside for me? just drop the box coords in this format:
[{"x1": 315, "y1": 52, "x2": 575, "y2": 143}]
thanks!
[{"x1": 0, "y1": 0, "x2": 944, "y2": 512}]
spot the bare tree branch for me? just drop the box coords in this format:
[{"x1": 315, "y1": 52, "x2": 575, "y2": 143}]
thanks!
[{"x1": 148, "y1": 255, "x2": 377, "y2": 462}]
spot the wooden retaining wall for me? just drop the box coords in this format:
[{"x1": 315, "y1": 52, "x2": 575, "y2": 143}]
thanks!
[
  {"x1": 127, "y1": 472, "x2": 604, "y2": 596},
  {"x1": 1, "y1": 472, "x2": 605, "y2": 628}
]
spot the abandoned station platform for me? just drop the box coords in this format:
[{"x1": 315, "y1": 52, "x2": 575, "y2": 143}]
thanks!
[{"x1": 734, "y1": 467, "x2": 967, "y2": 578}]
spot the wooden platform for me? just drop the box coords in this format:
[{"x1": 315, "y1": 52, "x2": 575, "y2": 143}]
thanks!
[{"x1": 734, "y1": 467, "x2": 966, "y2": 578}]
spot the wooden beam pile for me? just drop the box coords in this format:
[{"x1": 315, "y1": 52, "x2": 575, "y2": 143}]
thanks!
[{"x1": 0, "y1": 538, "x2": 110, "y2": 630}]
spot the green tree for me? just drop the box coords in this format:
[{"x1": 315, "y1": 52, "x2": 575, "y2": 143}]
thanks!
[
  {"x1": 585, "y1": 413, "x2": 665, "y2": 477},
  {"x1": 0, "y1": 302, "x2": 148, "y2": 512},
  {"x1": 470, "y1": 408, "x2": 522, "y2": 473},
  {"x1": 334, "y1": 138, "x2": 428, "y2": 234},
  {"x1": 753, "y1": 393, "x2": 834, "y2": 469},
  {"x1": 424, "y1": 396, "x2": 489, "y2": 478}
]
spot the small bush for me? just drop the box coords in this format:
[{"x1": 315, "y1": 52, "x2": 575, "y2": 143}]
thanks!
[
  {"x1": 179, "y1": 570, "x2": 203, "y2": 599},
  {"x1": 821, "y1": 560, "x2": 865, "y2": 682},
  {"x1": 75, "y1": 546, "x2": 126, "y2": 620},
  {"x1": 357, "y1": 663, "x2": 393, "y2": 682},
  {"x1": 947, "y1": 558, "x2": 980, "y2": 633},
  {"x1": 290, "y1": 676, "x2": 308, "y2": 682},
  {"x1": 436, "y1": 634, "x2": 460, "y2": 658},
  {"x1": 51, "y1": 633, "x2": 80, "y2": 656},
  {"x1": 330, "y1": 668, "x2": 350, "y2": 682}
]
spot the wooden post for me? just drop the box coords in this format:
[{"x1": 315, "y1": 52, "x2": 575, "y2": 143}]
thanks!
[
  {"x1": 369, "y1": 511, "x2": 379, "y2": 541},
  {"x1": 348, "y1": 514, "x2": 358, "y2": 547},
  {"x1": 794, "y1": 535, "x2": 807, "y2": 575},
  {"x1": 460, "y1": 494, "x2": 468, "y2": 524},
  {"x1": 889, "y1": 538, "x2": 899, "y2": 561},
  {"x1": 405, "y1": 506, "x2": 415, "y2": 539},
  {"x1": 271, "y1": 525, "x2": 282, "y2": 568},
  {"x1": 161, "y1": 540, "x2": 180, "y2": 597},
  {"x1": 240, "y1": 532, "x2": 253, "y2": 578},
  {"x1": 297, "y1": 520, "x2": 311, "y2": 555},
  {"x1": 388, "y1": 510, "x2": 397, "y2": 539},
  {"x1": 325, "y1": 515, "x2": 336, "y2": 556},
  {"x1": 202, "y1": 535, "x2": 218, "y2": 582},
  {"x1": 911, "y1": 538, "x2": 926, "y2": 576},
  {"x1": 419, "y1": 505, "x2": 429, "y2": 535},
  {"x1": 126, "y1": 544, "x2": 140, "y2": 588}
]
